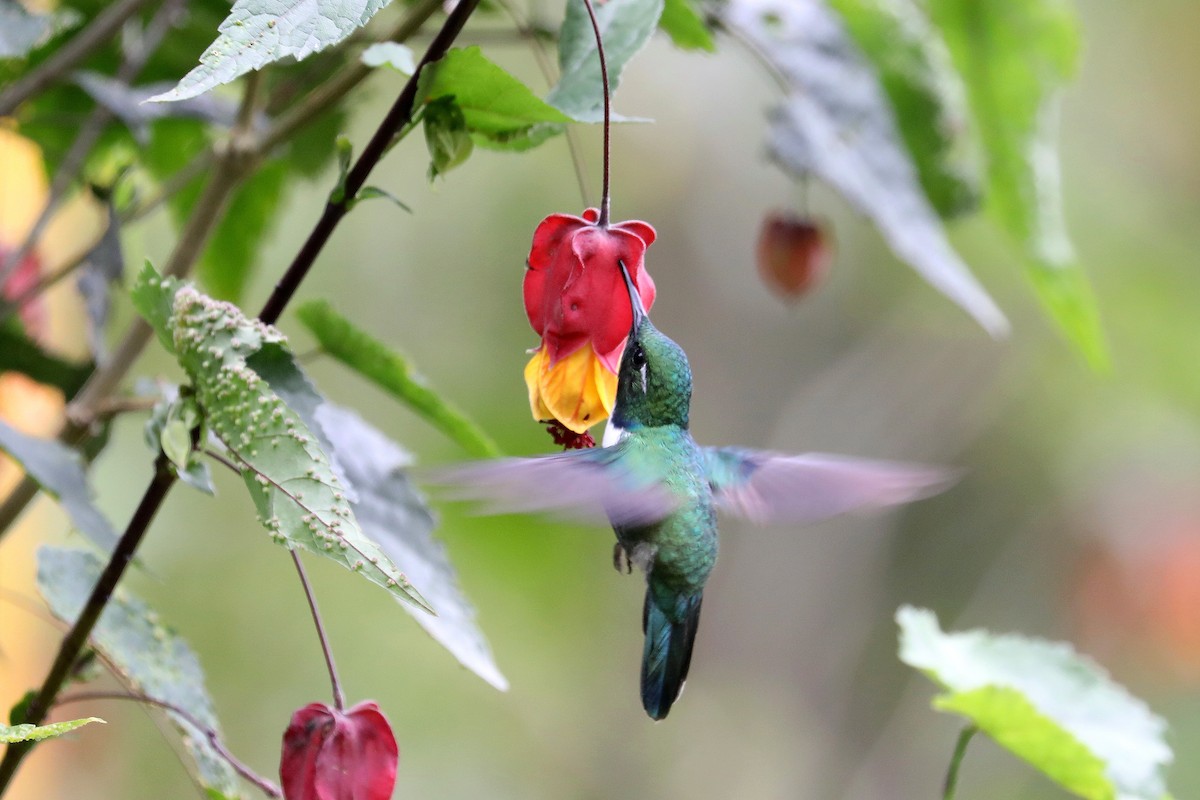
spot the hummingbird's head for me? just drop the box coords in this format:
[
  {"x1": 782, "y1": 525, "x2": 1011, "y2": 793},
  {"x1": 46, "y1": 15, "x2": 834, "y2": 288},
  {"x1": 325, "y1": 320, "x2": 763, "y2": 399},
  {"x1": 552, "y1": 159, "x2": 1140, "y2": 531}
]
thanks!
[{"x1": 613, "y1": 261, "x2": 693, "y2": 430}]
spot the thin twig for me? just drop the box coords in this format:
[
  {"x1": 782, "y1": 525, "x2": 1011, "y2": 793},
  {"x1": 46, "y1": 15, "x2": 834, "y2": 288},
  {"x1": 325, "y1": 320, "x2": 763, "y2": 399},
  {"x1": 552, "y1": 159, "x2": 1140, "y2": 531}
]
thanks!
[
  {"x1": 56, "y1": 691, "x2": 281, "y2": 798},
  {"x1": 0, "y1": 0, "x2": 157, "y2": 117},
  {"x1": 290, "y1": 552, "x2": 345, "y2": 711},
  {"x1": 0, "y1": 456, "x2": 176, "y2": 792}
]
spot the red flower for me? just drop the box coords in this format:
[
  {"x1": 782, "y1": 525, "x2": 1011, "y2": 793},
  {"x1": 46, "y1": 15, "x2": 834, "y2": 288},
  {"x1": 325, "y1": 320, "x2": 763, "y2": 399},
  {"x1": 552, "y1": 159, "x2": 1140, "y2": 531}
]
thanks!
[
  {"x1": 523, "y1": 208, "x2": 656, "y2": 435},
  {"x1": 280, "y1": 701, "x2": 398, "y2": 800},
  {"x1": 755, "y1": 211, "x2": 833, "y2": 302}
]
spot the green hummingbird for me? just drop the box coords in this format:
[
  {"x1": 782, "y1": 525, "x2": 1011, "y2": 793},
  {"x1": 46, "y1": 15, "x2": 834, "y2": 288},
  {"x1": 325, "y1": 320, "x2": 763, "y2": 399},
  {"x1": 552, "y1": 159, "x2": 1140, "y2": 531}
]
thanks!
[{"x1": 440, "y1": 263, "x2": 954, "y2": 720}]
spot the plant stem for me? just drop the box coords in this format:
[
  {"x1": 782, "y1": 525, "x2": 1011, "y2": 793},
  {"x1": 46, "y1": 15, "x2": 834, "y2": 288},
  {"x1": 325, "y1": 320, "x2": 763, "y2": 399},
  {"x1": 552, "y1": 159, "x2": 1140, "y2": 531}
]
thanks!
[
  {"x1": 942, "y1": 725, "x2": 977, "y2": 800},
  {"x1": 579, "y1": 0, "x2": 611, "y2": 226},
  {"x1": 0, "y1": 0, "x2": 157, "y2": 117},
  {"x1": 290, "y1": 552, "x2": 345, "y2": 711},
  {"x1": 56, "y1": 691, "x2": 281, "y2": 798},
  {"x1": 258, "y1": 0, "x2": 482, "y2": 325},
  {"x1": 0, "y1": 456, "x2": 176, "y2": 794}
]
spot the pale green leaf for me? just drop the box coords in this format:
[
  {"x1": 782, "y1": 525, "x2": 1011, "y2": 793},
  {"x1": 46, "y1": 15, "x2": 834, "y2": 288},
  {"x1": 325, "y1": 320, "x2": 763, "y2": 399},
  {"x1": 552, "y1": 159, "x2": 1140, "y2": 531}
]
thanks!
[
  {"x1": 898, "y1": 606, "x2": 1173, "y2": 800},
  {"x1": 361, "y1": 41, "x2": 415, "y2": 74},
  {"x1": 419, "y1": 46, "x2": 573, "y2": 134},
  {"x1": 295, "y1": 299, "x2": 500, "y2": 459},
  {"x1": 318, "y1": 404, "x2": 507, "y2": 690},
  {"x1": 37, "y1": 547, "x2": 238, "y2": 796},
  {"x1": 659, "y1": 0, "x2": 715, "y2": 52},
  {"x1": 0, "y1": 420, "x2": 117, "y2": 552},
  {"x1": 149, "y1": 0, "x2": 392, "y2": 102},
  {"x1": 825, "y1": 0, "x2": 980, "y2": 217},
  {"x1": 131, "y1": 266, "x2": 432, "y2": 613},
  {"x1": 929, "y1": 0, "x2": 1105, "y2": 367},
  {"x1": 547, "y1": 0, "x2": 664, "y2": 122},
  {"x1": 1, "y1": 717, "x2": 104, "y2": 743},
  {"x1": 721, "y1": 0, "x2": 1007, "y2": 337}
]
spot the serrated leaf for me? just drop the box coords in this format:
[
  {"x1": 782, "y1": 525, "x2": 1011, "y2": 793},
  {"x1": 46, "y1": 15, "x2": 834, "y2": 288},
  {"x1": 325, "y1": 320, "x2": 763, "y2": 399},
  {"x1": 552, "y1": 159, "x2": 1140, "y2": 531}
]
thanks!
[
  {"x1": 898, "y1": 606, "x2": 1173, "y2": 800},
  {"x1": 361, "y1": 41, "x2": 415, "y2": 74},
  {"x1": 722, "y1": 0, "x2": 1008, "y2": 337},
  {"x1": 0, "y1": 717, "x2": 105, "y2": 743},
  {"x1": 295, "y1": 300, "x2": 500, "y2": 459},
  {"x1": 130, "y1": 261, "x2": 178, "y2": 352},
  {"x1": 547, "y1": 0, "x2": 664, "y2": 122},
  {"x1": 420, "y1": 46, "x2": 574, "y2": 134},
  {"x1": 659, "y1": 0, "x2": 715, "y2": 52},
  {"x1": 0, "y1": 419, "x2": 116, "y2": 552},
  {"x1": 929, "y1": 0, "x2": 1104, "y2": 367},
  {"x1": 37, "y1": 547, "x2": 238, "y2": 796},
  {"x1": 131, "y1": 266, "x2": 431, "y2": 612},
  {"x1": 76, "y1": 199, "x2": 125, "y2": 362},
  {"x1": 149, "y1": 0, "x2": 392, "y2": 103},
  {"x1": 824, "y1": 0, "x2": 979, "y2": 217},
  {"x1": 317, "y1": 404, "x2": 507, "y2": 690},
  {"x1": 0, "y1": 318, "x2": 92, "y2": 397}
]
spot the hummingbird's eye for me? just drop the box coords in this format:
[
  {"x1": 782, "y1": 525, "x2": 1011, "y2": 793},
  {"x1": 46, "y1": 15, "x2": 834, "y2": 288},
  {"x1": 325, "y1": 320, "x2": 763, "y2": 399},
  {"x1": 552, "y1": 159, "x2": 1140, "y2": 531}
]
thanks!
[{"x1": 629, "y1": 345, "x2": 647, "y2": 369}]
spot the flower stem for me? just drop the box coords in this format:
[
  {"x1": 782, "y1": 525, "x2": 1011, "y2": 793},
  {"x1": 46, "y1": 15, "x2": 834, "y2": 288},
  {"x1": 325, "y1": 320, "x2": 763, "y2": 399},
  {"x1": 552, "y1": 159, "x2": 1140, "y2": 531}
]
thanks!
[
  {"x1": 56, "y1": 691, "x2": 281, "y2": 798},
  {"x1": 291, "y1": 551, "x2": 346, "y2": 711},
  {"x1": 942, "y1": 724, "x2": 977, "y2": 800},
  {"x1": 579, "y1": 0, "x2": 611, "y2": 227}
]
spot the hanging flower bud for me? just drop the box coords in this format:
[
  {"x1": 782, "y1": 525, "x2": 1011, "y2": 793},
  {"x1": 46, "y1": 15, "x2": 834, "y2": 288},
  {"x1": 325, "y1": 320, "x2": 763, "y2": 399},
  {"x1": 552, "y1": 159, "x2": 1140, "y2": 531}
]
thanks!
[
  {"x1": 756, "y1": 212, "x2": 833, "y2": 302},
  {"x1": 523, "y1": 207, "x2": 656, "y2": 439},
  {"x1": 280, "y1": 701, "x2": 398, "y2": 800}
]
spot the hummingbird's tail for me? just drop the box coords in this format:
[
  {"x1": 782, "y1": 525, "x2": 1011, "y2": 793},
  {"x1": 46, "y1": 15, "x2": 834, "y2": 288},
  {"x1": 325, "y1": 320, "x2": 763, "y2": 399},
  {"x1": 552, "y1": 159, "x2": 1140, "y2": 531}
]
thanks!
[{"x1": 640, "y1": 583, "x2": 703, "y2": 721}]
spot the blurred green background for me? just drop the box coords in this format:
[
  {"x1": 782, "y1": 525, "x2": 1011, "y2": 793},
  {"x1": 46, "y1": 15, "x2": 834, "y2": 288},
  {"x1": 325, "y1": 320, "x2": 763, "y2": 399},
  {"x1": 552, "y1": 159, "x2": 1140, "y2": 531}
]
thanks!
[{"x1": 9, "y1": 1, "x2": 1200, "y2": 797}]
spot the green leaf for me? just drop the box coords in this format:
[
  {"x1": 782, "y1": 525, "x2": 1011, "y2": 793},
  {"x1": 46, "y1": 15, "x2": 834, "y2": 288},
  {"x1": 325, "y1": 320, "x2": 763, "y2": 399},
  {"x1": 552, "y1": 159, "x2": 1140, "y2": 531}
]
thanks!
[
  {"x1": 148, "y1": 0, "x2": 392, "y2": 102},
  {"x1": 419, "y1": 46, "x2": 574, "y2": 134},
  {"x1": 0, "y1": 419, "x2": 116, "y2": 552},
  {"x1": 295, "y1": 299, "x2": 501, "y2": 459},
  {"x1": 721, "y1": 0, "x2": 1008, "y2": 337},
  {"x1": 361, "y1": 41, "x2": 416, "y2": 74},
  {"x1": 318, "y1": 404, "x2": 507, "y2": 690},
  {"x1": 423, "y1": 98, "x2": 475, "y2": 181},
  {"x1": 929, "y1": 0, "x2": 1105, "y2": 367},
  {"x1": 659, "y1": 0, "x2": 715, "y2": 52},
  {"x1": 0, "y1": 317, "x2": 93, "y2": 398},
  {"x1": 898, "y1": 606, "x2": 1174, "y2": 800},
  {"x1": 37, "y1": 547, "x2": 239, "y2": 796},
  {"x1": 547, "y1": 0, "x2": 664, "y2": 122},
  {"x1": 131, "y1": 267, "x2": 432, "y2": 613},
  {"x1": 199, "y1": 160, "x2": 290, "y2": 303},
  {"x1": 824, "y1": 0, "x2": 979, "y2": 217},
  {"x1": 130, "y1": 261, "x2": 178, "y2": 352},
  {"x1": 355, "y1": 186, "x2": 411, "y2": 212},
  {"x1": 0, "y1": 717, "x2": 104, "y2": 743}
]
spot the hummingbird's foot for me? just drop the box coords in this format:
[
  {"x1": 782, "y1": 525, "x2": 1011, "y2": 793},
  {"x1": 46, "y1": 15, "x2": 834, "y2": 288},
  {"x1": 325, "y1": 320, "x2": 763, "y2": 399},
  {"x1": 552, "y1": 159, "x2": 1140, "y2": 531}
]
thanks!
[{"x1": 612, "y1": 543, "x2": 633, "y2": 574}]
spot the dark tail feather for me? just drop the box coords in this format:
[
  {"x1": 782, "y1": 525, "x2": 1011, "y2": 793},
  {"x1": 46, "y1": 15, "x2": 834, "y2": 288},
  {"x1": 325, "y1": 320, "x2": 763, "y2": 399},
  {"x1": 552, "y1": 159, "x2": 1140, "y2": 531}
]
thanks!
[{"x1": 640, "y1": 588, "x2": 703, "y2": 720}]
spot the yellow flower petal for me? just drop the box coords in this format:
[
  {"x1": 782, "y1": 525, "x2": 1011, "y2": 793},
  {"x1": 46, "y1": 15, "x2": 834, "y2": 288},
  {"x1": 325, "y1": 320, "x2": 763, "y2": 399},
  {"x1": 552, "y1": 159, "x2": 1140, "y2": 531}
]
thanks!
[{"x1": 523, "y1": 347, "x2": 553, "y2": 421}]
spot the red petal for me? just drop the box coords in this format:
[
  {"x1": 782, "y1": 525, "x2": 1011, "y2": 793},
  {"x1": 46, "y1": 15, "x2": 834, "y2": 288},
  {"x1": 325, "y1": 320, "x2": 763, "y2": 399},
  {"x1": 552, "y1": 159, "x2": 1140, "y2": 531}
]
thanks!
[
  {"x1": 524, "y1": 213, "x2": 590, "y2": 335},
  {"x1": 281, "y1": 702, "x2": 398, "y2": 800}
]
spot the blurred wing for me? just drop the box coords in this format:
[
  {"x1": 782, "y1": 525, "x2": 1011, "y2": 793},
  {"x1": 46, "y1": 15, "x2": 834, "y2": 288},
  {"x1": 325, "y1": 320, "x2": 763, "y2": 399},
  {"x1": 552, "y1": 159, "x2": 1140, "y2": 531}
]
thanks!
[
  {"x1": 426, "y1": 443, "x2": 678, "y2": 528},
  {"x1": 705, "y1": 448, "x2": 958, "y2": 525}
]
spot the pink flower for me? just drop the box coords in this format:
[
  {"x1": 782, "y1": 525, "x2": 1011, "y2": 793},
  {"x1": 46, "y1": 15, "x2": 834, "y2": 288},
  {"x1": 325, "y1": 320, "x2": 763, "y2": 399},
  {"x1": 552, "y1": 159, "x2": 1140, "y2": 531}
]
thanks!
[{"x1": 280, "y1": 701, "x2": 398, "y2": 800}]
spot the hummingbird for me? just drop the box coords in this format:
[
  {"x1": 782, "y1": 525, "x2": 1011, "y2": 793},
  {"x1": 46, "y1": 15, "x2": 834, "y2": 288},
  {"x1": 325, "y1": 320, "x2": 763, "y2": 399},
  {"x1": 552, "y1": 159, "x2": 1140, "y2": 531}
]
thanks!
[{"x1": 438, "y1": 263, "x2": 955, "y2": 720}]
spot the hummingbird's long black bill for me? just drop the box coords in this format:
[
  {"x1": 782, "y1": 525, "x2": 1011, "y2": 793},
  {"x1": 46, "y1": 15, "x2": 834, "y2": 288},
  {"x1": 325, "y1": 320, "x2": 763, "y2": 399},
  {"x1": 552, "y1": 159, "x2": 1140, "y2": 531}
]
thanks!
[{"x1": 618, "y1": 259, "x2": 647, "y2": 334}]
